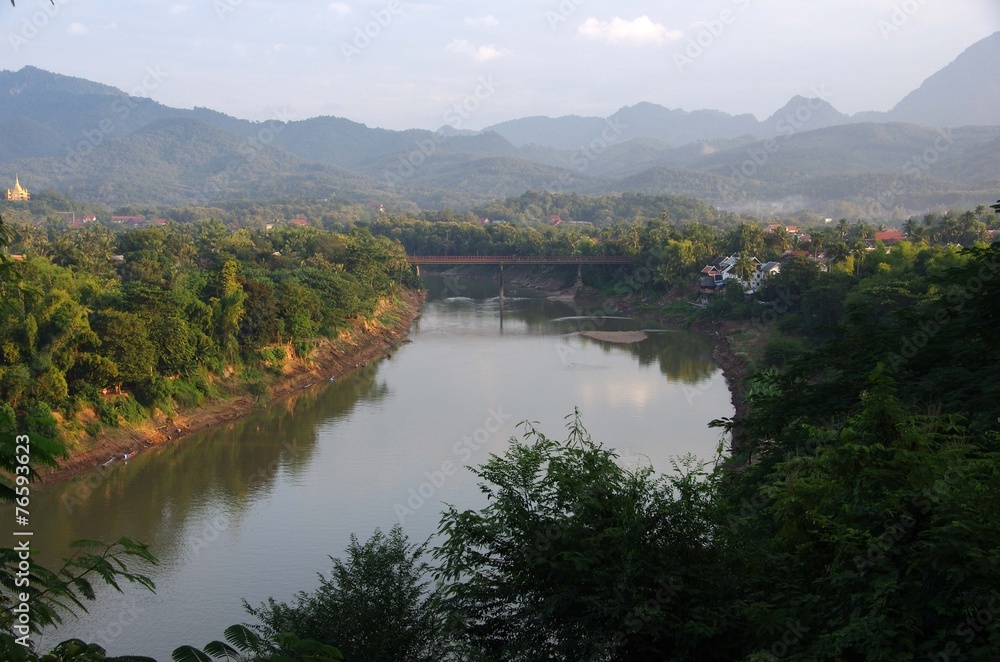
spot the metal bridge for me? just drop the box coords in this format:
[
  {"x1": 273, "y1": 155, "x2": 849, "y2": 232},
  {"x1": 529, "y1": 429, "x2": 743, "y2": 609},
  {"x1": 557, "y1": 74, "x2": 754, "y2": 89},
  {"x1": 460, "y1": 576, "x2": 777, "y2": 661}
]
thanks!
[
  {"x1": 406, "y1": 255, "x2": 635, "y2": 302},
  {"x1": 406, "y1": 255, "x2": 635, "y2": 266}
]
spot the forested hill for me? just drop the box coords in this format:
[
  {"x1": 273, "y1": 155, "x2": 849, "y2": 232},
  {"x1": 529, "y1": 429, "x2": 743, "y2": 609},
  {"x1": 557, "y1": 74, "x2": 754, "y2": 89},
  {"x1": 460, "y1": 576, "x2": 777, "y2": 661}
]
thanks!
[{"x1": 2, "y1": 32, "x2": 999, "y2": 217}]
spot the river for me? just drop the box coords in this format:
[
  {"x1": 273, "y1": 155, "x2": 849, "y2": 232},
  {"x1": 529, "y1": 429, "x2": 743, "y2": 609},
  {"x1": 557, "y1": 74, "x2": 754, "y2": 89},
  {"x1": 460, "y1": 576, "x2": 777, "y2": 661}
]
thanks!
[{"x1": 25, "y1": 275, "x2": 733, "y2": 659}]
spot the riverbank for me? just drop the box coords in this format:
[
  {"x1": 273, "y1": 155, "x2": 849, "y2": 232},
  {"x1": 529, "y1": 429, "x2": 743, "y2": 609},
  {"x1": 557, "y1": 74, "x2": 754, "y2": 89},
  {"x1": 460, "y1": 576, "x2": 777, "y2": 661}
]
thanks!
[{"x1": 39, "y1": 288, "x2": 425, "y2": 484}]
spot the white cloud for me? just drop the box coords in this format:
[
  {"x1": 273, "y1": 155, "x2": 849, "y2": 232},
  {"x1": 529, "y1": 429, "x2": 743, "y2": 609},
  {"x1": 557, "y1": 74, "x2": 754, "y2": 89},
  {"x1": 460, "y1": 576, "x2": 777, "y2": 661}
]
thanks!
[
  {"x1": 578, "y1": 15, "x2": 683, "y2": 45},
  {"x1": 447, "y1": 38, "x2": 506, "y2": 62},
  {"x1": 328, "y1": 3, "x2": 351, "y2": 16},
  {"x1": 464, "y1": 15, "x2": 498, "y2": 28},
  {"x1": 167, "y1": 4, "x2": 189, "y2": 16},
  {"x1": 67, "y1": 23, "x2": 88, "y2": 35}
]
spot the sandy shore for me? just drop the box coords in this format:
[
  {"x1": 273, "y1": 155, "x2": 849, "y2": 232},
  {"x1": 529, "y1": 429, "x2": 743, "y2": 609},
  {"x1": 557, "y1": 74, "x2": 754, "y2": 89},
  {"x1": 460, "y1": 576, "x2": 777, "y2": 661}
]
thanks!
[
  {"x1": 39, "y1": 289, "x2": 425, "y2": 484},
  {"x1": 580, "y1": 330, "x2": 648, "y2": 344}
]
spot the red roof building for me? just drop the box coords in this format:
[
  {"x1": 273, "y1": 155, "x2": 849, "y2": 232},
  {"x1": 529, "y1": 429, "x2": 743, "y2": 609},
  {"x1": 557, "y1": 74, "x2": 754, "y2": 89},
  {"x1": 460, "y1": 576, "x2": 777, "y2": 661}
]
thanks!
[{"x1": 875, "y1": 230, "x2": 904, "y2": 245}]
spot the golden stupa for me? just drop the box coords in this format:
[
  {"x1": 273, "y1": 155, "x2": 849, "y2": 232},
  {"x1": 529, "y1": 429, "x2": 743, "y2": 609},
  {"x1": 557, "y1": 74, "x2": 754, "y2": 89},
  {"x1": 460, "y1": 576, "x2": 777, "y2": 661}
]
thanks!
[{"x1": 6, "y1": 175, "x2": 29, "y2": 201}]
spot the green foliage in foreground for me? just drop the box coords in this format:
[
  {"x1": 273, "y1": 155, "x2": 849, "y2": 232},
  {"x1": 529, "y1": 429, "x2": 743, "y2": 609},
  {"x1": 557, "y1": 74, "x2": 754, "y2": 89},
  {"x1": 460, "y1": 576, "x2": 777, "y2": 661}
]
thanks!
[
  {"x1": 434, "y1": 412, "x2": 743, "y2": 660},
  {"x1": 172, "y1": 624, "x2": 342, "y2": 662},
  {"x1": 245, "y1": 526, "x2": 442, "y2": 662}
]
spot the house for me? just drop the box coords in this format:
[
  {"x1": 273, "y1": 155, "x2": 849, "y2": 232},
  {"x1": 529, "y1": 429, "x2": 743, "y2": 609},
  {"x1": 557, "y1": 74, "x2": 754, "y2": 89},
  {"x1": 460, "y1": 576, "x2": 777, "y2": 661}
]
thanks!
[
  {"x1": 766, "y1": 224, "x2": 799, "y2": 234},
  {"x1": 699, "y1": 254, "x2": 759, "y2": 290},
  {"x1": 875, "y1": 230, "x2": 904, "y2": 245},
  {"x1": 289, "y1": 218, "x2": 309, "y2": 227},
  {"x1": 699, "y1": 254, "x2": 774, "y2": 298},
  {"x1": 748, "y1": 261, "x2": 781, "y2": 292},
  {"x1": 478, "y1": 217, "x2": 490, "y2": 225},
  {"x1": 550, "y1": 214, "x2": 563, "y2": 225},
  {"x1": 82, "y1": 215, "x2": 97, "y2": 223},
  {"x1": 111, "y1": 215, "x2": 145, "y2": 225}
]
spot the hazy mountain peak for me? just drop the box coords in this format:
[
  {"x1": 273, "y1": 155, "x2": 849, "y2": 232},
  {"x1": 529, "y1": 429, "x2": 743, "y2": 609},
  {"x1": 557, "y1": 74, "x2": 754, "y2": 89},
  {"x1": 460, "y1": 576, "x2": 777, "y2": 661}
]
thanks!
[
  {"x1": 2, "y1": 65, "x2": 123, "y2": 97},
  {"x1": 762, "y1": 96, "x2": 848, "y2": 136},
  {"x1": 890, "y1": 31, "x2": 1000, "y2": 127}
]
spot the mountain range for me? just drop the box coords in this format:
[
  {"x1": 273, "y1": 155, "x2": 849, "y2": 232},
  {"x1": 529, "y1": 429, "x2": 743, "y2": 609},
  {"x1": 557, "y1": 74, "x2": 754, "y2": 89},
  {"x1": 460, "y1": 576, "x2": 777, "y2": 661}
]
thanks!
[{"x1": 1, "y1": 32, "x2": 998, "y2": 218}]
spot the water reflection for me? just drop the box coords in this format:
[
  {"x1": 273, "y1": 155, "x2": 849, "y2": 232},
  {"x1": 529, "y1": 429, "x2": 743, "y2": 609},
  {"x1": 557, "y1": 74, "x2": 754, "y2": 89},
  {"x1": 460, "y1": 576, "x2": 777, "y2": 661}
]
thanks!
[
  {"x1": 32, "y1": 364, "x2": 388, "y2": 567},
  {"x1": 423, "y1": 273, "x2": 716, "y2": 385}
]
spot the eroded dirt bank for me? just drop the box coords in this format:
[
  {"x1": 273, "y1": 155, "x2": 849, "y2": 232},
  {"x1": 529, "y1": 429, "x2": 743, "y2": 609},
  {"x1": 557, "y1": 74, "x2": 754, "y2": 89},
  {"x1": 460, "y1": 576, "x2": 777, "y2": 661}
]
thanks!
[{"x1": 39, "y1": 289, "x2": 425, "y2": 484}]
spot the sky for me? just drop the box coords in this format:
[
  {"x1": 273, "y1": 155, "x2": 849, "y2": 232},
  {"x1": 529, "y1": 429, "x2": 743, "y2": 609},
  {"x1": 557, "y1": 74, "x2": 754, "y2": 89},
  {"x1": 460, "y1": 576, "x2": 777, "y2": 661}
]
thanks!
[{"x1": 2, "y1": 0, "x2": 999, "y2": 131}]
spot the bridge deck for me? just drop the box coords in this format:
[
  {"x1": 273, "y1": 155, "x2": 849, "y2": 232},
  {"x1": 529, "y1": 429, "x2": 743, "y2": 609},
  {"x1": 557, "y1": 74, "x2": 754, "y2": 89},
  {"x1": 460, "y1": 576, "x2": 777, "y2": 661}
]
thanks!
[{"x1": 406, "y1": 255, "x2": 634, "y2": 265}]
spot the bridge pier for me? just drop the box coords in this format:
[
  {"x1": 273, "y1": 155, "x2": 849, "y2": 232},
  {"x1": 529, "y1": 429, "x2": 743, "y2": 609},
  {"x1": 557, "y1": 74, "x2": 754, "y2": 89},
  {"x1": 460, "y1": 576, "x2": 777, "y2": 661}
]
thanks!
[{"x1": 499, "y1": 264, "x2": 504, "y2": 303}]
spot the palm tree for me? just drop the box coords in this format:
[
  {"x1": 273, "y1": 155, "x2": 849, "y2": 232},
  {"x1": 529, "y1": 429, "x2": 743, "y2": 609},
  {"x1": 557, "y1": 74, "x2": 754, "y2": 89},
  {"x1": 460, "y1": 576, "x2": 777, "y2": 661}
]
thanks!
[
  {"x1": 733, "y1": 253, "x2": 758, "y2": 288},
  {"x1": 836, "y1": 218, "x2": 849, "y2": 239},
  {"x1": 727, "y1": 222, "x2": 765, "y2": 258},
  {"x1": 826, "y1": 241, "x2": 850, "y2": 265},
  {"x1": 853, "y1": 220, "x2": 875, "y2": 240},
  {"x1": 771, "y1": 226, "x2": 792, "y2": 253},
  {"x1": 808, "y1": 232, "x2": 826, "y2": 257},
  {"x1": 0, "y1": 215, "x2": 11, "y2": 256}
]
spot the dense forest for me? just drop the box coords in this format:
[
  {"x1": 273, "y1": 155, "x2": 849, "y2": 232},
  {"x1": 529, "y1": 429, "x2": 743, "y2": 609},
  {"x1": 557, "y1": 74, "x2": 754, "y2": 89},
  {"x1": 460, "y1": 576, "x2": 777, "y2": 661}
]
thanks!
[
  {"x1": 2, "y1": 194, "x2": 1000, "y2": 660},
  {"x1": 0, "y1": 213, "x2": 418, "y2": 475}
]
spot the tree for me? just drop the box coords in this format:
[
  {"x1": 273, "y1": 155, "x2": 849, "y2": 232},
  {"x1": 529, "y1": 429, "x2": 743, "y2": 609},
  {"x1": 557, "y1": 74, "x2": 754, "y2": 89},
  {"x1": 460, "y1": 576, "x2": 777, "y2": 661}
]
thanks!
[
  {"x1": 172, "y1": 624, "x2": 342, "y2": 662},
  {"x1": 836, "y1": 218, "x2": 849, "y2": 239},
  {"x1": 434, "y1": 411, "x2": 745, "y2": 661},
  {"x1": 726, "y1": 222, "x2": 765, "y2": 258},
  {"x1": 0, "y1": 215, "x2": 12, "y2": 257},
  {"x1": 90, "y1": 310, "x2": 156, "y2": 390},
  {"x1": 245, "y1": 526, "x2": 445, "y2": 662},
  {"x1": 212, "y1": 259, "x2": 246, "y2": 360},
  {"x1": 764, "y1": 225, "x2": 792, "y2": 255},
  {"x1": 0, "y1": 215, "x2": 16, "y2": 304},
  {"x1": 733, "y1": 253, "x2": 758, "y2": 285},
  {"x1": 750, "y1": 370, "x2": 1000, "y2": 659}
]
